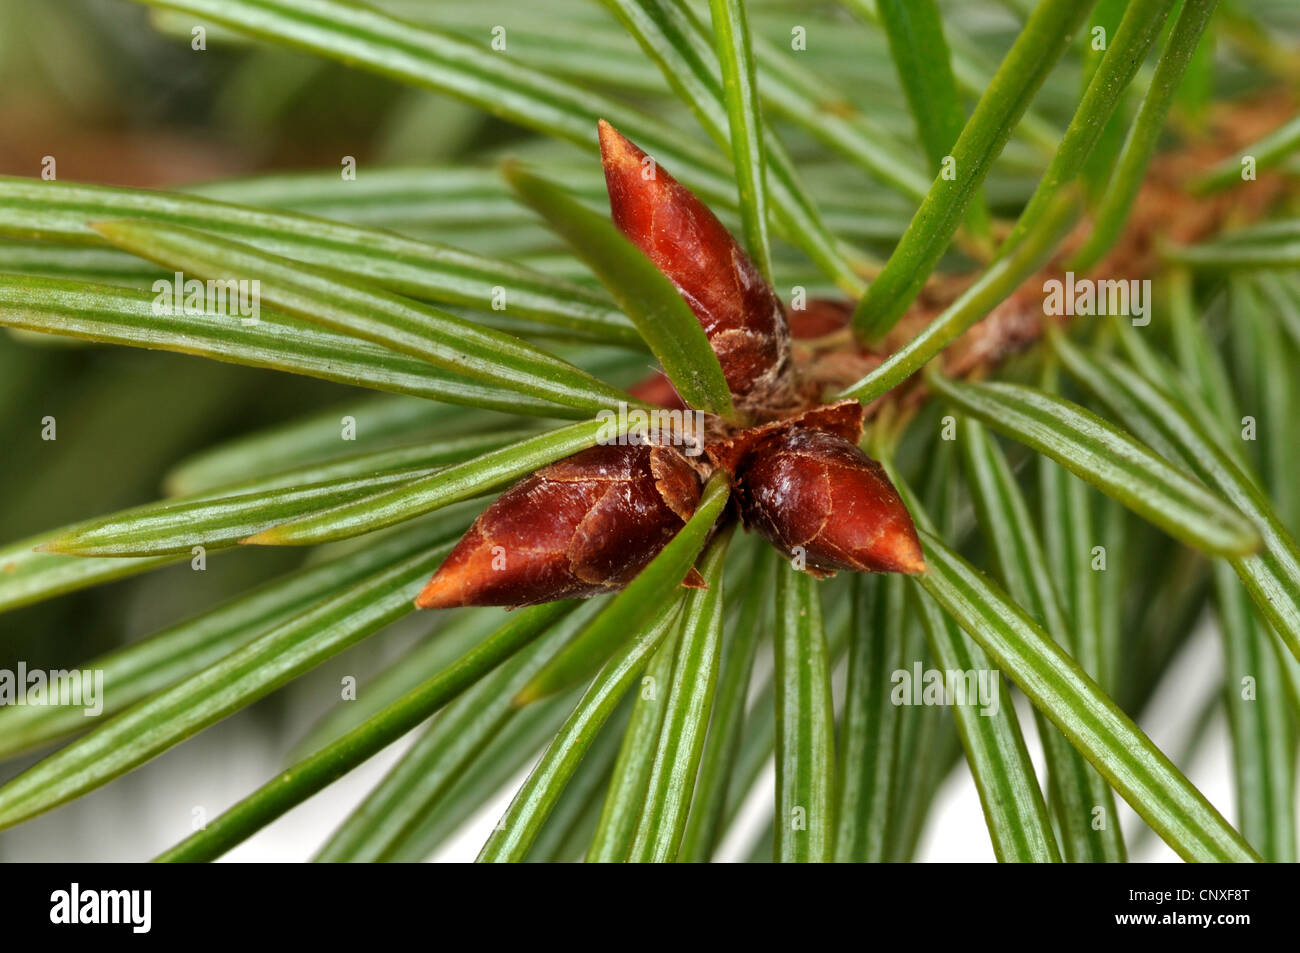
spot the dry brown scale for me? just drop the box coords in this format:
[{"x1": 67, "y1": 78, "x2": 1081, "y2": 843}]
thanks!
[{"x1": 793, "y1": 93, "x2": 1298, "y2": 419}]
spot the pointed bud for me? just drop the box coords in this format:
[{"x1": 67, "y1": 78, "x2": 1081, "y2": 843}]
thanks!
[
  {"x1": 735, "y1": 428, "x2": 926, "y2": 576},
  {"x1": 416, "y1": 444, "x2": 702, "y2": 609},
  {"x1": 598, "y1": 120, "x2": 794, "y2": 413}
]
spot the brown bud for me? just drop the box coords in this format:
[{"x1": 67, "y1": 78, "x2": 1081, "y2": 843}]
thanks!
[
  {"x1": 598, "y1": 120, "x2": 794, "y2": 413},
  {"x1": 734, "y1": 428, "x2": 925, "y2": 576},
  {"x1": 416, "y1": 443, "x2": 703, "y2": 609},
  {"x1": 706, "y1": 398, "x2": 864, "y2": 475}
]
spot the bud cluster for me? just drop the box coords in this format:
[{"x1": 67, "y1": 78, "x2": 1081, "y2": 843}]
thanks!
[{"x1": 417, "y1": 123, "x2": 924, "y2": 609}]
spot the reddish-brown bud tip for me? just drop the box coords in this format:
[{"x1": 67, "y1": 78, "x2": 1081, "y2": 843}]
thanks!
[
  {"x1": 735, "y1": 429, "x2": 926, "y2": 576},
  {"x1": 416, "y1": 444, "x2": 702, "y2": 609},
  {"x1": 597, "y1": 121, "x2": 793, "y2": 412}
]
